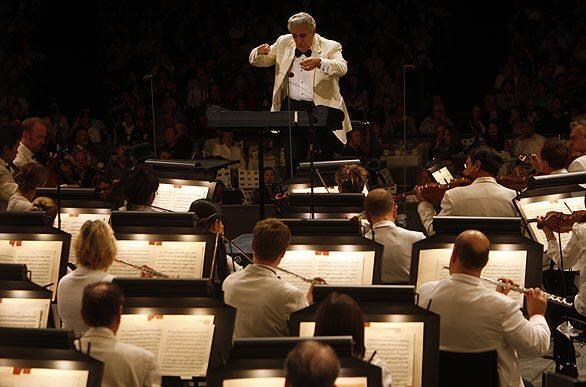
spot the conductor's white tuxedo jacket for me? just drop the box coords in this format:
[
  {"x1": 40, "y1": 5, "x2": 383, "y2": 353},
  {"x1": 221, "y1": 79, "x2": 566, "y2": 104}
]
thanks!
[{"x1": 249, "y1": 33, "x2": 352, "y2": 144}]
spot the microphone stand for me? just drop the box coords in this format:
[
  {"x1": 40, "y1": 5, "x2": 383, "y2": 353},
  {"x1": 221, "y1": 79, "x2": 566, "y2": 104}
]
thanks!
[{"x1": 148, "y1": 75, "x2": 158, "y2": 159}]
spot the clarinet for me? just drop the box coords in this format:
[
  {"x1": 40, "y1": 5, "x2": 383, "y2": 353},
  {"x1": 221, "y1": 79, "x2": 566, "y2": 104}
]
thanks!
[
  {"x1": 481, "y1": 276, "x2": 573, "y2": 307},
  {"x1": 114, "y1": 258, "x2": 169, "y2": 278}
]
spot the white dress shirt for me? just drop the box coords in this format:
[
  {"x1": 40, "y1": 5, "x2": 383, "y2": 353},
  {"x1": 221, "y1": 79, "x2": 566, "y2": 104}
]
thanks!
[
  {"x1": 57, "y1": 266, "x2": 115, "y2": 335},
  {"x1": 545, "y1": 223, "x2": 586, "y2": 315},
  {"x1": 418, "y1": 274, "x2": 550, "y2": 387},
  {"x1": 365, "y1": 220, "x2": 425, "y2": 283},
  {"x1": 568, "y1": 155, "x2": 586, "y2": 172},
  {"x1": 0, "y1": 159, "x2": 17, "y2": 205},
  {"x1": 6, "y1": 191, "x2": 33, "y2": 212},
  {"x1": 77, "y1": 327, "x2": 161, "y2": 387},
  {"x1": 212, "y1": 143, "x2": 246, "y2": 169},
  {"x1": 551, "y1": 168, "x2": 568, "y2": 174},
  {"x1": 13, "y1": 142, "x2": 37, "y2": 168},
  {"x1": 417, "y1": 177, "x2": 517, "y2": 235},
  {"x1": 222, "y1": 264, "x2": 309, "y2": 338},
  {"x1": 288, "y1": 52, "x2": 314, "y2": 101}
]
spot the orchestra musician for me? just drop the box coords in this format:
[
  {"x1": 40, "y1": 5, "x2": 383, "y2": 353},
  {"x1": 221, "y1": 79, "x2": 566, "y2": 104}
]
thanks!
[
  {"x1": 249, "y1": 12, "x2": 350, "y2": 159},
  {"x1": 222, "y1": 218, "x2": 322, "y2": 338},
  {"x1": 285, "y1": 341, "x2": 340, "y2": 387},
  {"x1": 568, "y1": 122, "x2": 586, "y2": 172},
  {"x1": 416, "y1": 145, "x2": 517, "y2": 235},
  {"x1": 417, "y1": 230, "x2": 550, "y2": 387},
  {"x1": 7, "y1": 162, "x2": 49, "y2": 212},
  {"x1": 529, "y1": 138, "x2": 570, "y2": 175},
  {"x1": 0, "y1": 124, "x2": 20, "y2": 210},
  {"x1": 14, "y1": 117, "x2": 47, "y2": 168}
]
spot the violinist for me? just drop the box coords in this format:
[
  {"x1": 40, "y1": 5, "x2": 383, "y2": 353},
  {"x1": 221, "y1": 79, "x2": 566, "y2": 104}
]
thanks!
[
  {"x1": 568, "y1": 123, "x2": 586, "y2": 172},
  {"x1": 529, "y1": 138, "x2": 570, "y2": 176},
  {"x1": 538, "y1": 204, "x2": 586, "y2": 316},
  {"x1": 416, "y1": 145, "x2": 517, "y2": 235},
  {"x1": 14, "y1": 117, "x2": 47, "y2": 168},
  {"x1": 0, "y1": 124, "x2": 20, "y2": 210}
]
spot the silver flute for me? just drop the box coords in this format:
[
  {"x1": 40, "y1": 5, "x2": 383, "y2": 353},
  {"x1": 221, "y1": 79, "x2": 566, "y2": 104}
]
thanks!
[
  {"x1": 481, "y1": 276, "x2": 573, "y2": 307},
  {"x1": 115, "y1": 258, "x2": 169, "y2": 278}
]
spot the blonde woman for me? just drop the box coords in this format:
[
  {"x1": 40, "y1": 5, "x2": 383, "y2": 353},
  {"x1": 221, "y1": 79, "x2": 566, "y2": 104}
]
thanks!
[{"x1": 57, "y1": 220, "x2": 117, "y2": 335}]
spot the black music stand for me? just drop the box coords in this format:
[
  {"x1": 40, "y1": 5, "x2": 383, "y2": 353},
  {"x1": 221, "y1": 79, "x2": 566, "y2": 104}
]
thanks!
[
  {"x1": 0, "y1": 281, "x2": 53, "y2": 328},
  {"x1": 278, "y1": 192, "x2": 365, "y2": 219},
  {"x1": 113, "y1": 278, "x2": 236, "y2": 387},
  {"x1": 279, "y1": 219, "x2": 362, "y2": 236},
  {"x1": 207, "y1": 336, "x2": 383, "y2": 387},
  {"x1": 109, "y1": 212, "x2": 217, "y2": 279},
  {"x1": 289, "y1": 284, "x2": 440, "y2": 387}
]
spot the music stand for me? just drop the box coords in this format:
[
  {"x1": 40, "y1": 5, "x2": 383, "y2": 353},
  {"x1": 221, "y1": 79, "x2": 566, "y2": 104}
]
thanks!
[
  {"x1": 0, "y1": 281, "x2": 53, "y2": 328},
  {"x1": 289, "y1": 284, "x2": 440, "y2": 387},
  {"x1": 278, "y1": 193, "x2": 365, "y2": 219},
  {"x1": 113, "y1": 278, "x2": 235, "y2": 386},
  {"x1": 279, "y1": 219, "x2": 362, "y2": 236}
]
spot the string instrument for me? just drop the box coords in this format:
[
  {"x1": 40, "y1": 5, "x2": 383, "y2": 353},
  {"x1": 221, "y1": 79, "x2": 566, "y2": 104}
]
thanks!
[
  {"x1": 536, "y1": 210, "x2": 586, "y2": 234},
  {"x1": 480, "y1": 276, "x2": 573, "y2": 307},
  {"x1": 395, "y1": 177, "x2": 473, "y2": 205},
  {"x1": 496, "y1": 173, "x2": 533, "y2": 191},
  {"x1": 114, "y1": 258, "x2": 170, "y2": 278}
]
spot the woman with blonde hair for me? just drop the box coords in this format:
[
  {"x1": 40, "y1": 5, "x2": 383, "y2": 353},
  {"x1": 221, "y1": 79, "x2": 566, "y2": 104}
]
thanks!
[
  {"x1": 7, "y1": 162, "x2": 49, "y2": 211},
  {"x1": 57, "y1": 220, "x2": 118, "y2": 335}
]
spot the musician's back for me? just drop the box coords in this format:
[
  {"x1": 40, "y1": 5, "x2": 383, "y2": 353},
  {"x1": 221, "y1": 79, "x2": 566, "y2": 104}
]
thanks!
[{"x1": 418, "y1": 274, "x2": 549, "y2": 387}]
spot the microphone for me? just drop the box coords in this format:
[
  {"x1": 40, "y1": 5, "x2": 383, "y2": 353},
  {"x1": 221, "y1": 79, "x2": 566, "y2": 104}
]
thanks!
[{"x1": 143, "y1": 74, "x2": 154, "y2": 81}]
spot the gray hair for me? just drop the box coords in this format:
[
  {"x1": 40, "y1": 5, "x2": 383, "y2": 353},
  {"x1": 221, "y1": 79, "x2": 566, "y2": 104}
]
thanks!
[{"x1": 288, "y1": 12, "x2": 316, "y2": 32}]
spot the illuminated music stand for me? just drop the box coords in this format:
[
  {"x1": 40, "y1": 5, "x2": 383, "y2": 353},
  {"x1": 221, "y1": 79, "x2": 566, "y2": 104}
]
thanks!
[
  {"x1": 409, "y1": 217, "x2": 543, "y2": 303},
  {"x1": 279, "y1": 219, "x2": 363, "y2": 236},
  {"x1": 109, "y1": 212, "x2": 216, "y2": 279},
  {"x1": 0, "y1": 280, "x2": 52, "y2": 328},
  {"x1": 207, "y1": 336, "x2": 383, "y2": 387},
  {"x1": 289, "y1": 284, "x2": 440, "y2": 387},
  {"x1": 278, "y1": 192, "x2": 365, "y2": 219},
  {"x1": 113, "y1": 278, "x2": 235, "y2": 386},
  {"x1": 0, "y1": 212, "x2": 70, "y2": 301},
  {"x1": 36, "y1": 187, "x2": 113, "y2": 209}
]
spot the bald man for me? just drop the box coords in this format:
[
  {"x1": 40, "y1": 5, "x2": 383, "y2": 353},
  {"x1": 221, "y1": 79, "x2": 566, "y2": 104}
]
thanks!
[
  {"x1": 285, "y1": 341, "x2": 340, "y2": 387},
  {"x1": 417, "y1": 230, "x2": 550, "y2": 387},
  {"x1": 568, "y1": 123, "x2": 586, "y2": 172}
]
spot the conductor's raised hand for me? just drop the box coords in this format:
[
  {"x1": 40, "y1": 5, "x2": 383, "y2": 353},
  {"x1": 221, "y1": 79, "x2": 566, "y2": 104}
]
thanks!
[
  {"x1": 525, "y1": 288, "x2": 548, "y2": 317},
  {"x1": 257, "y1": 43, "x2": 270, "y2": 55},
  {"x1": 300, "y1": 57, "x2": 322, "y2": 71}
]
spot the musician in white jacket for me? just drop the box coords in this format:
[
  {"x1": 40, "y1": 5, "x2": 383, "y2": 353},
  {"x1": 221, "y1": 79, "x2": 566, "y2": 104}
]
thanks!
[
  {"x1": 416, "y1": 146, "x2": 517, "y2": 235},
  {"x1": 418, "y1": 230, "x2": 550, "y2": 387},
  {"x1": 249, "y1": 12, "x2": 351, "y2": 158}
]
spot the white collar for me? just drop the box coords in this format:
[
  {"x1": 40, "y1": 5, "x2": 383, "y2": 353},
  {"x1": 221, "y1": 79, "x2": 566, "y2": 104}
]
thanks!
[
  {"x1": 373, "y1": 220, "x2": 397, "y2": 229},
  {"x1": 450, "y1": 273, "x2": 484, "y2": 286},
  {"x1": 551, "y1": 168, "x2": 568, "y2": 175},
  {"x1": 83, "y1": 326, "x2": 117, "y2": 340},
  {"x1": 472, "y1": 176, "x2": 497, "y2": 184},
  {"x1": 19, "y1": 143, "x2": 34, "y2": 159}
]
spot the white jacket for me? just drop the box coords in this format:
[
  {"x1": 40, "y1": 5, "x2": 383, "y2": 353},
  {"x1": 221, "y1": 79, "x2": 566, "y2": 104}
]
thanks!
[
  {"x1": 418, "y1": 177, "x2": 517, "y2": 235},
  {"x1": 418, "y1": 274, "x2": 550, "y2": 387},
  {"x1": 249, "y1": 33, "x2": 351, "y2": 143}
]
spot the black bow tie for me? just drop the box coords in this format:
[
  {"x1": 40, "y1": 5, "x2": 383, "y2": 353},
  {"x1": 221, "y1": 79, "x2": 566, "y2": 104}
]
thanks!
[{"x1": 295, "y1": 49, "x2": 311, "y2": 58}]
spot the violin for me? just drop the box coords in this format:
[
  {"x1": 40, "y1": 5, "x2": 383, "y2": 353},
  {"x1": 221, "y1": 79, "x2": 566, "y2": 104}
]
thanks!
[
  {"x1": 496, "y1": 173, "x2": 532, "y2": 191},
  {"x1": 536, "y1": 210, "x2": 586, "y2": 233},
  {"x1": 395, "y1": 177, "x2": 473, "y2": 205}
]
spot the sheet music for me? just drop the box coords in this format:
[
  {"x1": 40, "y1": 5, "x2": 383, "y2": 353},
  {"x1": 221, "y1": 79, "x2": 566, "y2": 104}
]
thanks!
[
  {"x1": 279, "y1": 250, "x2": 375, "y2": 294},
  {"x1": 110, "y1": 240, "x2": 206, "y2": 278},
  {"x1": 223, "y1": 377, "x2": 367, "y2": 387},
  {"x1": 291, "y1": 186, "x2": 369, "y2": 195},
  {"x1": 118, "y1": 314, "x2": 215, "y2": 378},
  {"x1": 527, "y1": 222, "x2": 573, "y2": 251},
  {"x1": 0, "y1": 367, "x2": 89, "y2": 387},
  {"x1": 9, "y1": 241, "x2": 62, "y2": 299},
  {"x1": 0, "y1": 298, "x2": 50, "y2": 328},
  {"x1": 0, "y1": 240, "x2": 12, "y2": 262},
  {"x1": 300, "y1": 321, "x2": 423, "y2": 387},
  {"x1": 152, "y1": 183, "x2": 209, "y2": 212},
  {"x1": 431, "y1": 167, "x2": 454, "y2": 184},
  {"x1": 518, "y1": 197, "x2": 586, "y2": 220},
  {"x1": 56, "y1": 213, "x2": 111, "y2": 263},
  {"x1": 418, "y1": 248, "x2": 527, "y2": 306}
]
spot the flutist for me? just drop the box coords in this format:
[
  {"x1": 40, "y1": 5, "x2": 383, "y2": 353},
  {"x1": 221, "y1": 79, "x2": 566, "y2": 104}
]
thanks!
[
  {"x1": 222, "y1": 218, "x2": 324, "y2": 338},
  {"x1": 417, "y1": 230, "x2": 550, "y2": 387}
]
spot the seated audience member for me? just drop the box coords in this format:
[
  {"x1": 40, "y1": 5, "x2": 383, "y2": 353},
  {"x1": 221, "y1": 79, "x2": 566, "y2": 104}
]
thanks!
[
  {"x1": 74, "y1": 108, "x2": 105, "y2": 144},
  {"x1": 77, "y1": 282, "x2": 162, "y2": 387},
  {"x1": 223, "y1": 219, "x2": 319, "y2": 338},
  {"x1": 203, "y1": 129, "x2": 223, "y2": 156},
  {"x1": 419, "y1": 103, "x2": 454, "y2": 134},
  {"x1": 14, "y1": 117, "x2": 47, "y2": 167},
  {"x1": 159, "y1": 125, "x2": 193, "y2": 160},
  {"x1": 57, "y1": 220, "x2": 117, "y2": 335},
  {"x1": 432, "y1": 125, "x2": 462, "y2": 159},
  {"x1": 365, "y1": 188, "x2": 425, "y2": 283},
  {"x1": 483, "y1": 120, "x2": 506, "y2": 152},
  {"x1": 212, "y1": 130, "x2": 246, "y2": 169},
  {"x1": 514, "y1": 121, "x2": 545, "y2": 157},
  {"x1": 417, "y1": 230, "x2": 550, "y2": 387},
  {"x1": 529, "y1": 138, "x2": 570, "y2": 175},
  {"x1": 340, "y1": 129, "x2": 362, "y2": 159},
  {"x1": 568, "y1": 123, "x2": 586, "y2": 172},
  {"x1": 121, "y1": 165, "x2": 160, "y2": 211},
  {"x1": 70, "y1": 127, "x2": 98, "y2": 166},
  {"x1": 285, "y1": 341, "x2": 340, "y2": 387},
  {"x1": 335, "y1": 164, "x2": 368, "y2": 193},
  {"x1": 0, "y1": 124, "x2": 20, "y2": 209},
  {"x1": 253, "y1": 166, "x2": 283, "y2": 204},
  {"x1": 7, "y1": 162, "x2": 49, "y2": 211},
  {"x1": 416, "y1": 146, "x2": 517, "y2": 235},
  {"x1": 104, "y1": 144, "x2": 129, "y2": 181},
  {"x1": 72, "y1": 149, "x2": 97, "y2": 187},
  {"x1": 116, "y1": 110, "x2": 143, "y2": 145},
  {"x1": 314, "y1": 293, "x2": 392, "y2": 387},
  {"x1": 58, "y1": 158, "x2": 77, "y2": 185}
]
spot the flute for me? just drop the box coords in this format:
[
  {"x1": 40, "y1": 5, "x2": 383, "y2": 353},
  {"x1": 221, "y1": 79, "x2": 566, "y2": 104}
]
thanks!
[
  {"x1": 114, "y1": 258, "x2": 170, "y2": 278},
  {"x1": 480, "y1": 276, "x2": 573, "y2": 307},
  {"x1": 221, "y1": 234, "x2": 323, "y2": 285}
]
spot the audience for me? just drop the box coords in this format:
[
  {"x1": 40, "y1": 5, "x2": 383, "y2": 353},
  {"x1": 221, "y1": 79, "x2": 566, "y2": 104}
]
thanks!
[
  {"x1": 314, "y1": 292, "x2": 392, "y2": 387},
  {"x1": 212, "y1": 130, "x2": 246, "y2": 169},
  {"x1": 57, "y1": 220, "x2": 117, "y2": 335},
  {"x1": 285, "y1": 341, "x2": 340, "y2": 387},
  {"x1": 7, "y1": 162, "x2": 48, "y2": 211},
  {"x1": 77, "y1": 282, "x2": 162, "y2": 387}
]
